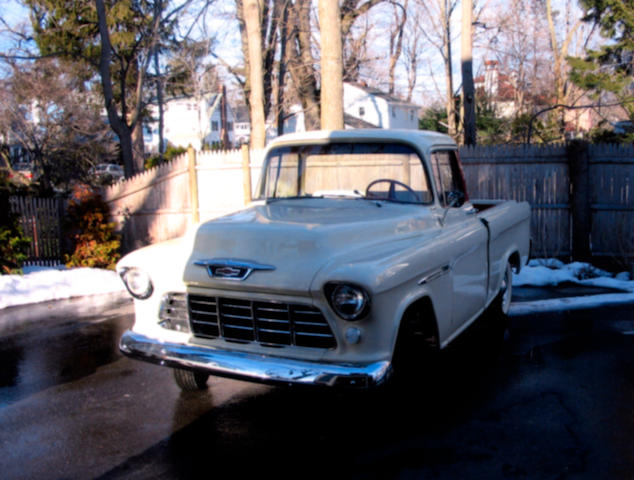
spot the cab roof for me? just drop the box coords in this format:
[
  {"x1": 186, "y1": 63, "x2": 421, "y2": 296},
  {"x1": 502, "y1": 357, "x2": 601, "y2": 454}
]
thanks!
[{"x1": 265, "y1": 129, "x2": 457, "y2": 154}]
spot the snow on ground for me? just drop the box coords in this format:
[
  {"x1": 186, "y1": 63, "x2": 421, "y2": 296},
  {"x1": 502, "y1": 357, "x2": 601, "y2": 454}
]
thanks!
[
  {"x1": 513, "y1": 258, "x2": 633, "y2": 291},
  {"x1": 0, "y1": 259, "x2": 633, "y2": 312},
  {"x1": 0, "y1": 266, "x2": 125, "y2": 310},
  {"x1": 510, "y1": 259, "x2": 634, "y2": 316}
]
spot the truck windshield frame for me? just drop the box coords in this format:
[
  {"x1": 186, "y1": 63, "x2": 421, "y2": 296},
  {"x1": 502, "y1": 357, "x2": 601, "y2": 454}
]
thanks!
[{"x1": 256, "y1": 142, "x2": 434, "y2": 205}]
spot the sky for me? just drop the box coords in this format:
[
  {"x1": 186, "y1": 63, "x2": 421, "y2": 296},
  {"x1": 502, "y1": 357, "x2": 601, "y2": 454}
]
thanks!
[
  {"x1": 1, "y1": 260, "x2": 633, "y2": 315},
  {"x1": 0, "y1": 0, "x2": 596, "y2": 107}
]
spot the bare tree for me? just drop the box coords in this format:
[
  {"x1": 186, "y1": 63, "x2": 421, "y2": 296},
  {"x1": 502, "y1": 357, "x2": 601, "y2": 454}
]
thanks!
[
  {"x1": 546, "y1": 0, "x2": 582, "y2": 106},
  {"x1": 230, "y1": 0, "x2": 386, "y2": 133},
  {"x1": 478, "y1": 0, "x2": 553, "y2": 115},
  {"x1": 388, "y1": 0, "x2": 408, "y2": 95},
  {"x1": 417, "y1": 0, "x2": 459, "y2": 137},
  {"x1": 0, "y1": 59, "x2": 117, "y2": 190},
  {"x1": 402, "y1": 2, "x2": 425, "y2": 102}
]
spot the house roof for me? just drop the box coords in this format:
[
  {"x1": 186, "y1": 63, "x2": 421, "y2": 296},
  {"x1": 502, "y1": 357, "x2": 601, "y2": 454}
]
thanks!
[
  {"x1": 346, "y1": 83, "x2": 420, "y2": 108},
  {"x1": 233, "y1": 105, "x2": 250, "y2": 123},
  {"x1": 343, "y1": 113, "x2": 379, "y2": 129},
  {"x1": 146, "y1": 92, "x2": 220, "y2": 107}
]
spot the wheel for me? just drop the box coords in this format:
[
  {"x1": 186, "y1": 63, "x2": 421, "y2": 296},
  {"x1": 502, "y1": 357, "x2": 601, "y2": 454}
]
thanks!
[
  {"x1": 365, "y1": 178, "x2": 420, "y2": 203},
  {"x1": 173, "y1": 368, "x2": 209, "y2": 391},
  {"x1": 388, "y1": 303, "x2": 440, "y2": 390}
]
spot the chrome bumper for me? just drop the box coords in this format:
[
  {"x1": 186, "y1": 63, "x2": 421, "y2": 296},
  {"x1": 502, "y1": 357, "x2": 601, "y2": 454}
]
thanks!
[{"x1": 119, "y1": 330, "x2": 392, "y2": 388}]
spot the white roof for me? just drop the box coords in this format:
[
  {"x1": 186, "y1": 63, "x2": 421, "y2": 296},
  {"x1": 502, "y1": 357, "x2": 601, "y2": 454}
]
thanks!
[{"x1": 266, "y1": 129, "x2": 457, "y2": 154}]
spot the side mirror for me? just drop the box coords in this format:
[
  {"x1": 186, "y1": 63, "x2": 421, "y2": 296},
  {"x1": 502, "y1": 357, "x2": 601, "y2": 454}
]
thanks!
[{"x1": 446, "y1": 190, "x2": 465, "y2": 208}]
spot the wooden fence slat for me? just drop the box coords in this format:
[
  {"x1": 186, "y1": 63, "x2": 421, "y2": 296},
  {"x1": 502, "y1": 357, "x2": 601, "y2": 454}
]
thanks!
[{"x1": 9, "y1": 196, "x2": 63, "y2": 265}]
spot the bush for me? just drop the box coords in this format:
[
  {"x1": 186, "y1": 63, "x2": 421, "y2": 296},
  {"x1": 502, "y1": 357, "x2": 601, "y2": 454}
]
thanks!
[
  {"x1": 0, "y1": 171, "x2": 31, "y2": 274},
  {"x1": 144, "y1": 145, "x2": 188, "y2": 170},
  {"x1": 64, "y1": 184, "x2": 121, "y2": 270}
]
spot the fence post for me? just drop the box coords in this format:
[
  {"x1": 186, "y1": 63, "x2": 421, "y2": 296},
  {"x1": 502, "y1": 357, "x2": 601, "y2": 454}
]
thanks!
[
  {"x1": 188, "y1": 146, "x2": 199, "y2": 223},
  {"x1": 568, "y1": 140, "x2": 591, "y2": 261},
  {"x1": 242, "y1": 144, "x2": 252, "y2": 204}
]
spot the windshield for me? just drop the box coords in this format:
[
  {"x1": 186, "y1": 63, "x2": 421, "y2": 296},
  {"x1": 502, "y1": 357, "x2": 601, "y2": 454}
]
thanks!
[{"x1": 257, "y1": 142, "x2": 433, "y2": 204}]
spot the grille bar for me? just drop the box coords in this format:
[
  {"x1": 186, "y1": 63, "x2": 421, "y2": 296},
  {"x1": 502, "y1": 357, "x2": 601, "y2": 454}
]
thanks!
[{"x1": 188, "y1": 294, "x2": 336, "y2": 349}]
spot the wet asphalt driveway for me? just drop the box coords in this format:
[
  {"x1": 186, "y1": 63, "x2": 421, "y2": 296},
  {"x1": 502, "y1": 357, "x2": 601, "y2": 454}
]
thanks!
[{"x1": 0, "y1": 294, "x2": 632, "y2": 479}]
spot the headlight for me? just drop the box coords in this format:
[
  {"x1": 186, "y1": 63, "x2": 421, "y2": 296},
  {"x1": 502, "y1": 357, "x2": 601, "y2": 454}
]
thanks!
[
  {"x1": 119, "y1": 267, "x2": 154, "y2": 299},
  {"x1": 326, "y1": 283, "x2": 370, "y2": 321}
]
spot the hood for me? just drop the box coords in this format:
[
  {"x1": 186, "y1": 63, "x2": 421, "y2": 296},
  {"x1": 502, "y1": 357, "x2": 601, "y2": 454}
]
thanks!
[{"x1": 183, "y1": 198, "x2": 440, "y2": 294}]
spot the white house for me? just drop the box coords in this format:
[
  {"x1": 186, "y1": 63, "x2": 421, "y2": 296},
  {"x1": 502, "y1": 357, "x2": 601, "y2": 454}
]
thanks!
[
  {"x1": 232, "y1": 105, "x2": 251, "y2": 145},
  {"x1": 282, "y1": 83, "x2": 421, "y2": 134},
  {"x1": 343, "y1": 83, "x2": 420, "y2": 129},
  {"x1": 144, "y1": 92, "x2": 234, "y2": 152}
]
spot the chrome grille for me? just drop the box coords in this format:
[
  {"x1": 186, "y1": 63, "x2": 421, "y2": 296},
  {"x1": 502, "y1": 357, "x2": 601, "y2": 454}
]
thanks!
[{"x1": 188, "y1": 294, "x2": 336, "y2": 349}]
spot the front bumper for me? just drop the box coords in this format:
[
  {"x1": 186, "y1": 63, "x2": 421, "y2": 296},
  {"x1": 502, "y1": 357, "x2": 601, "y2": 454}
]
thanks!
[{"x1": 119, "y1": 330, "x2": 392, "y2": 388}]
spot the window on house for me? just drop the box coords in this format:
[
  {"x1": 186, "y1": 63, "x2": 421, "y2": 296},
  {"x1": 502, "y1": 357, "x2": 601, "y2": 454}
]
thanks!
[
  {"x1": 227, "y1": 122, "x2": 233, "y2": 131},
  {"x1": 211, "y1": 121, "x2": 219, "y2": 131},
  {"x1": 391, "y1": 107, "x2": 396, "y2": 118},
  {"x1": 359, "y1": 106, "x2": 365, "y2": 116}
]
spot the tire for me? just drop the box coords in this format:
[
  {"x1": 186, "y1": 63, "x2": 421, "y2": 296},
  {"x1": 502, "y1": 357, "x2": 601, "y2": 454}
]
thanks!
[
  {"x1": 173, "y1": 368, "x2": 209, "y2": 391},
  {"x1": 389, "y1": 307, "x2": 439, "y2": 391}
]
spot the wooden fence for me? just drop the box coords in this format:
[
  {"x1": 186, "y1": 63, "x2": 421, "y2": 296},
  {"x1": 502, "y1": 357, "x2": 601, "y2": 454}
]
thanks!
[
  {"x1": 103, "y1": 146, "x2": 263, "y2": 252},
  {"x1": 460, "y1": 142, "x2": 634, "y2": 267},
  {"x1": 103, "y1": 142, "x2": 634, "y2": 268},
  {"x1": 9, "y1": 196, "x2": 64, "y2": 266},
  {"x1": 460, "y1": 144, "x2": 571, "y2": 258}
]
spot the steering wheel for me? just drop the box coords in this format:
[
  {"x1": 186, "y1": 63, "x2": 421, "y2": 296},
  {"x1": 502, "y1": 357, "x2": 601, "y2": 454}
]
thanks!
[{"x1": 365, "y1": 179, "x2": 421, "y2": 203}]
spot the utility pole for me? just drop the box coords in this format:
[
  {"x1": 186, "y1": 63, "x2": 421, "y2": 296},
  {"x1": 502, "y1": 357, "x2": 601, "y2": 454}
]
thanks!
[
  {"x1": 461, "y1": 0, "x2": 476, "y2": 145},
  {"x1": 319, "y1": 0, "x2": 344, "y2": 130},
  {"x1": 244, "y1": 0, "x2": 266, "y2": 149},
  {"x1": 219, "y1": 84, "x2": 230, "y2": 149}
]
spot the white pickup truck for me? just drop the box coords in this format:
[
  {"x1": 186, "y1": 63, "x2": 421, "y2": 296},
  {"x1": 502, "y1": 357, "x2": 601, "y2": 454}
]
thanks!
[{"x1": 117, "y1": 129, "x2": 530, "y2": 390}]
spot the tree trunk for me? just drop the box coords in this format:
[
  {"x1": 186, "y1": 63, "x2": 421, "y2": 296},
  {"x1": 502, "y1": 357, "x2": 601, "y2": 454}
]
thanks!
[
  {"x1": 132, "y1": 122, "x2": 145, "y2": 172},
  {"x1": 276, "y1": 2, "x2": 289, "y2": 135},
  {"x1": 388, "y1": 0, "x2": 407, "y2": 95},
  {"x1": 95, "y1": 0, "x2": 135, "y2": 177},
  {"x1": 461, "y1": 0, "x2": 476, "y2": 145},
  {"x1": 441, "y1": 0, "x2": 456, "y2": 137},
  {"x1": 546, "y1": 0, "x2": 563, "y2": 104},
  {"x1": 319, "y1": 0, "x2": 344, "y2": 130},
  {"x1": 244, "y1": 0, "x2": 267, "y2": 149},
  {"x1": 154, "y1": 49, "x2": 165, "y2": 155},
  {"x1": 286, "y1": 0, "x2": 320, "y2": 130}
]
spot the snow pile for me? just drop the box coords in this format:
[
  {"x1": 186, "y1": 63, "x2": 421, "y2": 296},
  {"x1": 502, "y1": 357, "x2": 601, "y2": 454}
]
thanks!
[
  {"x1": 0, "y1": 266, "x2": 125, "y2": 309},
  {"x1": 513, "y1": 258, "x2": 634, "y2": 292},
  {"x1": 510, "y1": 259, "x2": 634, "y2": 315}
]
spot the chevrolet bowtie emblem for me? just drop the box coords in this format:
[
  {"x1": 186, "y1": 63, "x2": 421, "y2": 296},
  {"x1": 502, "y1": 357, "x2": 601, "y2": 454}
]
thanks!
[
  {"x1": 194, "y1": 259, "x2": 276, "y2": 281},
  {"x1": 214, "y1": 266, "x2": 243, "y2": 278}
]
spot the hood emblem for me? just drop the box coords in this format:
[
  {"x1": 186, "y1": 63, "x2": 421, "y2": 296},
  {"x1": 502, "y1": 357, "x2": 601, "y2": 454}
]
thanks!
[{"x1": 194, "y1": 259, "x2": 276, "y2": 281}]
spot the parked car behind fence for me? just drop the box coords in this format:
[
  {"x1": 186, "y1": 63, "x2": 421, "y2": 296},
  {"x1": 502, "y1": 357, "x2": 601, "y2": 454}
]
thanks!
[{"x1": 90, "y1": 163, "x2": 124, "y2": 183}]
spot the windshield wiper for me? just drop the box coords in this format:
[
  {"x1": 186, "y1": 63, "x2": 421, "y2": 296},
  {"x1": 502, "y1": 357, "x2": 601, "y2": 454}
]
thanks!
[{"x1": 264, "y1": 195, "x2": 314, "y2": 204}]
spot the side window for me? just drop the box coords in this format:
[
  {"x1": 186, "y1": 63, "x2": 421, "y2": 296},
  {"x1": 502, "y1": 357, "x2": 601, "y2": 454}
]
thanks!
[{"x1": 431, "y1": 150, "x2": 466, "y2": 207}]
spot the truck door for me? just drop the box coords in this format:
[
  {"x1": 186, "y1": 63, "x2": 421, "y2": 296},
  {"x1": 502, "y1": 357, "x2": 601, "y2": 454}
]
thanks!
[{"x1": 431, "y1": 149, "x2": 488, "y2": 329}]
